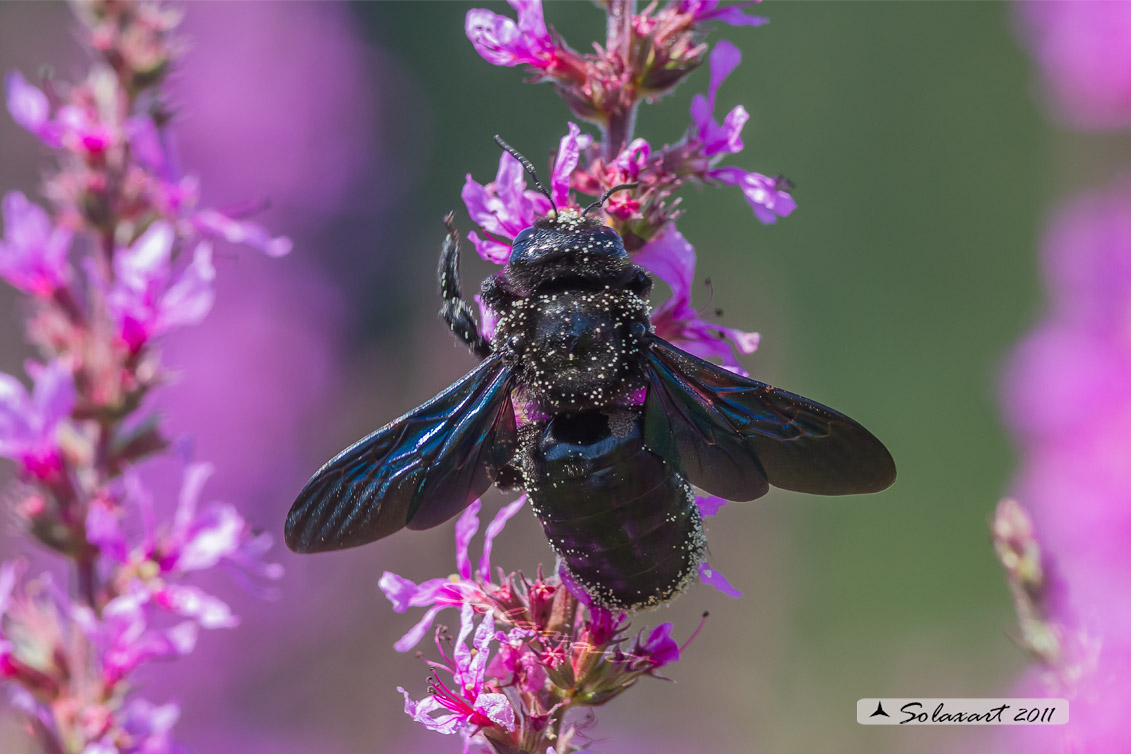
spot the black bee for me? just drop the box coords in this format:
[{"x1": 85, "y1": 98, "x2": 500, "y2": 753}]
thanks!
[{"x1": 285, "y1": 138, "x2": 896, "y2": 610}]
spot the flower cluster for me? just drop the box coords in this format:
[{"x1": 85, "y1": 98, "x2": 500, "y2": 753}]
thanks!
[
  {"x1": 382, "y1": 499, "x2": 705, "y2": 754},
  {"x1": 464, "y1": 56, "x2": 787, "y2": 368},
  {"x1": 389, "y1": 3, "x2": 787, "y2": 751},
  {"x1": 0, "y1": 1, "x2": 284, "y2": 751}
]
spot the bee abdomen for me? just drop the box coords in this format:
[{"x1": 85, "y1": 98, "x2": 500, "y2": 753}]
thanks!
[{"x1": 525, "y1": 411, "x2": 706, "y2": 611}]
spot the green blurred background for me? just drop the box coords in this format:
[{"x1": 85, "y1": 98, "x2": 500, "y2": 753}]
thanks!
[{"x1": 0, "y1": 1, "x2": 1081, "y2": 752}]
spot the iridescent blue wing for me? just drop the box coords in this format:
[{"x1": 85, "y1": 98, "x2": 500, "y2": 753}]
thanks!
[
  {"x1": 285, "y1": 353, "x2": 517, "y2": 553},
  {"x1": 642, "y1": 337, "x2": 896, "y2": 501}
]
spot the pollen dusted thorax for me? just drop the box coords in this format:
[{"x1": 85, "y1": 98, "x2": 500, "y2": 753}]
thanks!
[{"x1": 482, "y1": 210, "x2": 654, "y2": 414}]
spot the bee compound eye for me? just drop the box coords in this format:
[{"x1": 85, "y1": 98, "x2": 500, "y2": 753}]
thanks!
[
  {"x1": 512, "y1": 227, "x2": 535, "y2": 246},
  {"x1": 630, "y1": 322, "x2": 647, "y2": 339}
]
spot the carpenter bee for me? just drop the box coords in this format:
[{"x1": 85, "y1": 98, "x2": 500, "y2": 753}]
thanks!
[{"x1": 285, "y1": 137, "x2": 896, "y2": 610}]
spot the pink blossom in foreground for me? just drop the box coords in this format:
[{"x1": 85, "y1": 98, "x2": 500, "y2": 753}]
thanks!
[{"x1": 382, "y1": 498, "x2": 708, "y2": 754}]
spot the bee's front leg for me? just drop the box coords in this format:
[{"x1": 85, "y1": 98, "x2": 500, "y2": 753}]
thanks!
[{"x1": 438, "y1": 213, "x2": 492, "y2": 360}]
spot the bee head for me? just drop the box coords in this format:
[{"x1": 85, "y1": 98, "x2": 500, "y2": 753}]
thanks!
[{"x1": 508, "y1": 210, "x2": 627, "y2": 267}]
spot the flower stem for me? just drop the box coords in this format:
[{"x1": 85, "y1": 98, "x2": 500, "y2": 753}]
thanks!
[{"x1": 603, "y1": 0, "x2": 638, "y2": 161}]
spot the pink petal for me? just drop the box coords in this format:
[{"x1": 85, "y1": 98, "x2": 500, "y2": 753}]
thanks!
[
  {"x1": 699, "y1": 562, "x2": 742, "y2": 598},
  {"x1": 475, "y1": 693, "x2": 516, "y2": 731},
  {"x1": 550, "y1": 123, "x2": 589, "y2": 208},
  {"x1": 479, "y1": 495, "x2": 527, "y2": 580},
  {"x1": 455, "y1": 499, "x2": 482, "y2": 580},
  {"x1": 5, "y1": 72, "x2": 60, "y2": 146},
  {"x1": 393, "y1": 604, "x2": 444, "y2": 653},
  {"x1": 696, "y1": 495, "x2": 728, "y2": 517}
]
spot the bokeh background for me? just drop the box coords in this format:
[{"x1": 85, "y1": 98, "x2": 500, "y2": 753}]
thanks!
[{"x1": 0, "y1": 2, "x2": 1110, "y2": 753}]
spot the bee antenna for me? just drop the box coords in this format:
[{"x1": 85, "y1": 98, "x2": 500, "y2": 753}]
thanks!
[
  {"x1": 494, "y1": 135, "x2": 557, "y2": 216},
  {"x1": 582, "y1": 183, "x2": 638, "y2": 217}
]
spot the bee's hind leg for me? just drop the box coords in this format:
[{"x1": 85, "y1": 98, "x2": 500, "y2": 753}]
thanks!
[{"x1": 438, "y1": 213, "x2": 492, "y2": 360}]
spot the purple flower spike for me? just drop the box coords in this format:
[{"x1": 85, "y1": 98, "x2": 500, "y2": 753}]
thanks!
[
  {"x1": 466, "y1": 1, "x2": 556, "y2": 70},
  {"x1": 0, "y1": 360, "x2": 75, "y2": 479},
  {"x1": 5, "y1": 72, "x2": 61, "y2": 147},
  {"x1": 690, "y1": 41, "x2": 749, "y2": 157},
  {"x1": 712, "y1": 167, "x2": 796, "y2": 224},
  {"x1": 0, "y1": 192, "x2": 72, "y2": 297}
]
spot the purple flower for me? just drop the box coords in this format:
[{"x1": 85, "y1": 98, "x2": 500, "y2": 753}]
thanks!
[
  {"x1": 712, "y1": 167, "x2": 796, "y2": 225},
  {"x1": 699, "y1": 562, "x2": 742, "y2": 598},
  {"x1": 462, "y1": 124, "x2": 590, "y2": 263},
  {"x1": 680, "y1": 0, "x2": 769, "y2": 28},
  {"x1": 632, "y1": 623, "x2": 681, "y2": 669},
  {"x1": 379, "y1": 497, "x2": 525, "y2": 652},
  {"x1": 550, "y1": 122, "x2": 592, "y2": 209},
  {"x1": 0, "y1": 192, "x2": 72, "y2": 297},
  {"x1": 75, "y1": 589, "x2": 199, "y2": 686},
  {"x1": 466, "y1": 1, "x2": 557, "y2": 70},
  {"x1": 635, "y1": 225, "x2": 760, "y2": 370},
  {"x1": 90, "y1": 463, "x2": 280, "y2": 631},
  {"x1": 0, "y1": 359, "x2": 75, "y2": 479},
  {"x1": 190, "y1": 209, "x2": 292, "y2": 258},
  {"x1": 398, "y1": 603, "x2": 515, "y2": 736},
  {"x1": 689, "y1": 40, "x2": 748, "y2": 157},
  {"x1": 695, "y1": 495, "x2": 728, "y2": 517},
  {"x1": 106, "y1": 222, "x2": 215, "y2": 352},
  {"x1": 5, "y1": 71, "x2": 62, "y2": 146}
]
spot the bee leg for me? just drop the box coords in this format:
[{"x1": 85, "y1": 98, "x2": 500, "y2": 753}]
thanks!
[{"x1": 438, "y1": 213, "x2": 492, "y2": 359}]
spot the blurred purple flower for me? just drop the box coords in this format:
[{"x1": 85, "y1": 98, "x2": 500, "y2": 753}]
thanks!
[
  {"x1": 0, "y1": 359, "x2": 75, "y2": 479},
  {"x1": 190, "y1": 209, "x2": 291, "y2": 259},
  {"x1": 5, "y1": 71, "x2": 62, "y2": 146},
  {"x1": 0, "y1": 191, "x2": 72, "y2": 297},
  {"x1": 90, "y1": 462, "x2": 280, "y2": 632},
  {"x1": 466, "y1": 0, "x2": 556, "y2": 70},
  {"x1": 1016, "y1": 0, "x2": 1131, "y2": 131},
  {"x1": 76, "y1": 589, "x2": 199, "y2": 685},
  {"x1": 635, "y1": 225, "x2": 760, "y2": 370},
  {"x1": 999, "y1": 180, "x2": 1131, "y2": 749},
  {"x1": 689, "y1": 40, "x2": 748, "y2": 157},
  {"x1": 106, "y1": 222, "x2": 215, "y2": 353}
]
